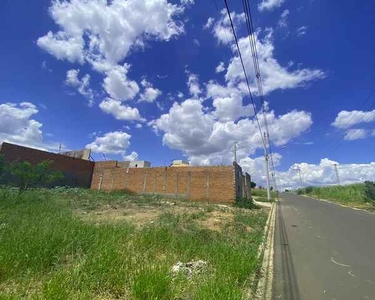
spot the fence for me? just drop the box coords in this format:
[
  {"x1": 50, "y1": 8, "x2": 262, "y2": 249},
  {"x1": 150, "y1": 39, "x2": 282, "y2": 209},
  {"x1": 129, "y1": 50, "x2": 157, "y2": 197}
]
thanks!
[
  {"x1": 90, "y1": 161, "x2": 242, "y2": 204},
  {"x1": 0, "y1": 142, "x2": 94, "y2": 188}
]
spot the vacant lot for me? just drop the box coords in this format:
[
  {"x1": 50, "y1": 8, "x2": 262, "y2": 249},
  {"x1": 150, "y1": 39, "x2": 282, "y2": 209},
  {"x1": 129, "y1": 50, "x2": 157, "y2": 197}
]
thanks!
[
  {"x1": 251, "y1": 189, "x2": 276, "y2": 202},
  {"x1": 296, "y1": 184, "x2": 375, "y2": 211},
  {"x1": 0, "y1": 188, "x2": 268, "y2": 299}
]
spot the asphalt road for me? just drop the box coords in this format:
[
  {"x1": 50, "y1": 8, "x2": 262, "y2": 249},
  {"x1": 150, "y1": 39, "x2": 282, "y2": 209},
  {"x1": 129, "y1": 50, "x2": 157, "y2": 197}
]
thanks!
[{"x1": 273, "y1": 193, "x2": 375, "y2": 300}]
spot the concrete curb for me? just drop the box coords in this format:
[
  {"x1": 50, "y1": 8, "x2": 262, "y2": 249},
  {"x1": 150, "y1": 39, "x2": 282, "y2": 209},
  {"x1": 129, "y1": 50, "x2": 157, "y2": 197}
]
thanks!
[{"x1": 251, "y1": 200, "x2": 276, "y2": 299}]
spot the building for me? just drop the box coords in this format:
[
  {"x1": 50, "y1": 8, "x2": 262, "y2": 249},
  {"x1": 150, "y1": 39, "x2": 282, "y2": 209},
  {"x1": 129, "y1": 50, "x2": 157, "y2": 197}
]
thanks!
[
  {"x1": 170, "y1": 160, "x2": 190, "y2": 167},
  {"x1": 60, "y1": 149, "x2": 91, "y2": 160},
  {"x1": 129, "y1": 160, "x2": 151, "y2": 168}
]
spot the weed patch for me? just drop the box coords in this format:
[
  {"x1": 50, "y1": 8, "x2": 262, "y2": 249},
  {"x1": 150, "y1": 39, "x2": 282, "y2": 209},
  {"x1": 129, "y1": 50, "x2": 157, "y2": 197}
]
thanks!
[
  {"x1": 296, "y1": 183, "x2": 375, "y2": 210},
  {"x1": 0, "y1": 188, "x2": 268, "y2": 299}
]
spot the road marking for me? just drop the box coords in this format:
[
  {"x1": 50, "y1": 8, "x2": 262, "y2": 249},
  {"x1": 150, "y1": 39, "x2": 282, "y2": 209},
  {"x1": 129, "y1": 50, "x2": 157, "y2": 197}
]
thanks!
[
  {"x1": 348, "y1": 271, "x2": 355, "y2": 277},
  {"x1": 330, "y1": 257, "x2": 350, "y2": 268}
]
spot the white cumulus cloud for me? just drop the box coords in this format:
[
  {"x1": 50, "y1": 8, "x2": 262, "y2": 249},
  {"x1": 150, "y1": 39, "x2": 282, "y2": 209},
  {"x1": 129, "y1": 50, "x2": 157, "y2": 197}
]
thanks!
[
  {"x1": 215, "y1": 61, "x2": 225, "y2": 73},
  {"x1": 332, "y1": 109, "x2": 375, "y2": 129},
  {"x1": 344, "y1": 129, "x2": 367, "y2": 140},
  {"x1": 103, "y1": 64, "x2": 140, "y2": 101},
  {"x1": 240, "y1": 155, "x2": 375, "y2": 190},
  {"x1": 152, "y1": 97, "x2": 312, "y2": 165},
  {"x1": 212, "y1": 9, "x2": 245, "y2": 45},
  {"x1": 37, "y1": 0, "x2": 185, "y2": 67},
  {"x1": 203, "y1": 17, "x2": 215, "y2": 30},
  {"x1": 99, "y1": 98, "x2": 144, "y2": 121},
  {"x1": 124, "y1": 151, "x2": 139, "y2": 161},
  {"x1": 258, "y1": 0, "x2": 285, "y2": 12},
  {"x1": 65, "y1": 69, "x2": 94, "y2": 106},
  {"x1": 225, "y1": 29, "x2": 325, "y2": 95},
  {"x1": 86, "y1": 131, "x2": 131, "y2": 156},
  {"x1": 0, "y1": 102, "x2": 59, "y2": 151},
  {"x1": 139, "y1": 79, "x2": 162, "y2": 103},
  {"x1": 187, "y1": 73, "x2": 202, "y2": 98}
]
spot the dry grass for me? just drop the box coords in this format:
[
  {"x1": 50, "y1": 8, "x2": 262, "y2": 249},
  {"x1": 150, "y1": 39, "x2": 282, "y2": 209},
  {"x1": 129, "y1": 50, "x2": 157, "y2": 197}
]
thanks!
[{"x1": 76, "y1": 198, "x2": 257, "y2": 233}]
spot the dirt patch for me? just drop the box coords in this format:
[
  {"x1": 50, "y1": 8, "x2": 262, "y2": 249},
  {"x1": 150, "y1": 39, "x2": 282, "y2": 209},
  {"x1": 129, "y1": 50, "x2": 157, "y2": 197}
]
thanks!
[
  {"x1": 77, "y1": 206, "x2": 161, "y2": 227},
  {"x1": 198, "y1": 210, "x2": 234, "y2": 232},
  {"x1": 76, "y1": 204, "x2": 204, "y2": 227}
]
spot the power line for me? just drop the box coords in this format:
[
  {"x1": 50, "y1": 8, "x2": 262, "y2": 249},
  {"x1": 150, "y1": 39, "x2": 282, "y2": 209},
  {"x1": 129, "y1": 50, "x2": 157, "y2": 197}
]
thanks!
[
  {"x1": 333, "y1": 163, "x2": 340, "y2": 185},
  {"x1": 241, "y1": 0, "x2": 279, "y2": 193},
  {"x1": 222, "y1": 0, "x2": 267, "y2": 152},
  {"x1": 223, "y1": 0, "x2": 275, "y2": 200}
]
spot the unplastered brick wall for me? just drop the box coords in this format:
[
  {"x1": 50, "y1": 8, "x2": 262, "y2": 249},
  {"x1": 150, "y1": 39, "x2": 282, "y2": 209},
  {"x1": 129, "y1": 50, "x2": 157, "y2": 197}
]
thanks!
[
  {"x1": 90, "y1": 161, "x2": 250, "y2": 204},
  {"x1": 0, "y1": 142, "x2": 94, "y2": 188}
]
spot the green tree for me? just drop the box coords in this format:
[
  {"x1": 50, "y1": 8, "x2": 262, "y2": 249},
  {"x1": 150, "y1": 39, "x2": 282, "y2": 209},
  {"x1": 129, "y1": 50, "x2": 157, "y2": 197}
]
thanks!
[
  {"x1": 364, "y1": 181, "x2": 375, "y2": 203},
  {"x1": 10, "y1": 160, "x2": 63, "y2": 196},
  {"x1": 250, "y1": 181, "x2": 256, "y2": 188}
]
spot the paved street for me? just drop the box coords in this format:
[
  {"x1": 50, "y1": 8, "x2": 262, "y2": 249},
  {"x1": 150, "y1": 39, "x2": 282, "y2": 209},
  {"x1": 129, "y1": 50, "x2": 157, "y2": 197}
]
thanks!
[{"x1": 273, "y1": 193, "x2": 375, "y2": 300}]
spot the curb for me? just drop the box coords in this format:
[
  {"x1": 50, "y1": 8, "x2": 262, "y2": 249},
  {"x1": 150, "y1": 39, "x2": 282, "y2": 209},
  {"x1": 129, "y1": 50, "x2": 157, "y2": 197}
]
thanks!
[{"x1": 251, "y1": 200, "x2": 276, "y2": 299}]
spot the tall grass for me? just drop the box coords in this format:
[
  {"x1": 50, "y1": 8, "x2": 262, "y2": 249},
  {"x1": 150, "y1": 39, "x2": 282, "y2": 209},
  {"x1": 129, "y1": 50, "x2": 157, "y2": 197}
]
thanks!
[
  {"x1": 296, "y1": 184, "x2": 375, "y2": 210},
  {"x1": 0, "y1": 188, "x2": 267, "y2": 299},
  {"x1": 251, "y1": 189, "x2": 277, "y2": 201}
]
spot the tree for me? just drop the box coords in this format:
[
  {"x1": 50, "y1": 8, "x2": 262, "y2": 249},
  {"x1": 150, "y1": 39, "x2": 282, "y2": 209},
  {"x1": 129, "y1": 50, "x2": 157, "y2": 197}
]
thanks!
[
  {"x1": 10, "y1": 160, "x2": 63, "y2": 196},
  {"x1": 250, "y1": 181, "x2": 256, "y2": 188},
  {"x1": 364, "y1": 181, "x2": 375, "y2": 203}
]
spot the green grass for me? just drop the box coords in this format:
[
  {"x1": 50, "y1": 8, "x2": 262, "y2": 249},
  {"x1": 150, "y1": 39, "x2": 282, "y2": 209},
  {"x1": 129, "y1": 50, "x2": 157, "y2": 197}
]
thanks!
[
  {"x1": 251, "y1": 189, "x2": 277, "y2": 201},
  {"x1": 296, "y1": 184, "x2": 375, "y2": 210},
  {"x1": 0, "y1": 188, "x2": 268, "y2": 299}
]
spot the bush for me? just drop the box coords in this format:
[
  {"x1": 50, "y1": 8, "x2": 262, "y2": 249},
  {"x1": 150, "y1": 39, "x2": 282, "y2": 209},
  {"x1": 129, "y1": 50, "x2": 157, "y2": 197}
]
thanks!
[
  {"x1": 296, "y1": 189, "x2": 304, "y2": 195},
  {"x1": 235, "y1": 198, "x2": 257, "y2": 209},
  {"x1": 364, "y1": 181, "x2": 375, "y2": 203},
  {"x1": 304, "y1": 186, "x2": 313, "y2": 194},
  {"x1": 9, "y1": 160, "x2": 64, "y2": 196}
]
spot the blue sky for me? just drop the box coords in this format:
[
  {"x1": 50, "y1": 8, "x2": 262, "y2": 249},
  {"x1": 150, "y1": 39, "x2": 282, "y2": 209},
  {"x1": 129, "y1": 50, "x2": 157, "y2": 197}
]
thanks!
[{"x1": 1, "y1": 0, "x2": 375, "y2": 188}]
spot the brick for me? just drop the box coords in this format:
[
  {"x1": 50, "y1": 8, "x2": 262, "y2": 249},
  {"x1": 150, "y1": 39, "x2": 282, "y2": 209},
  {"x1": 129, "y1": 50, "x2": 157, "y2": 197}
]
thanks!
[
  {"x1": 91, "y1": 163, "x2": 237, "y2": 204},
  {"x1": 0, "y1": 142, "x2": 94, "y2": 188}
]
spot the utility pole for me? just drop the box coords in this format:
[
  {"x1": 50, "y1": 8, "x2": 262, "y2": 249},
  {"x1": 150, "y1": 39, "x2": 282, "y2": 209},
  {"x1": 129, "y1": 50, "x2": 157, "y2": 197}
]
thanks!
[
  {"x1": 294, "y1": 167, "x2": 303, "y2": 186},
  {"x1": 264, "y1": 132, "x2": 271, "y2": 201},
  {"x1": 58, "y1": 143, "x2": 62, "y2": 154},
  {"x1": 233, "y1": 142, "x2": 238, "y2": 163},
  {"x1": 333, "y1": 163, "x2": 340, "y2": 185}
]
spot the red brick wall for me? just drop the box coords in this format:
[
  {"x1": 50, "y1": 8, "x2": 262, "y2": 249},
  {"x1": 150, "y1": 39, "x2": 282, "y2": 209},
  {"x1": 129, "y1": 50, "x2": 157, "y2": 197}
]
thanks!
[
  {"x1": 0, "y1": 142, "x2": 94, "y2": 188},
  {"x1": 91, "y1": 162, "x2": 236, "y2": 204}
]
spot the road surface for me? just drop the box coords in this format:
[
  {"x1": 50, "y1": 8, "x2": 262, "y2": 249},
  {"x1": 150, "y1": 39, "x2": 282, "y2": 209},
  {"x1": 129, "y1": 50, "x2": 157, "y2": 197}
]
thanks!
[{"x1": 273, "y1": 193, "x2": 375, "y2": 300}]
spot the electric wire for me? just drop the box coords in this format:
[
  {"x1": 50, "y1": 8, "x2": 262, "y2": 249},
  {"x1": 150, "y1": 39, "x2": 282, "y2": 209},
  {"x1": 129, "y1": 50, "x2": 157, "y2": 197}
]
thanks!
[
  {"x1": 223, "y1": 0, "x2": 267, "y2": 151},
  {"x1": 241, "y1": 0, "x2": 279, "y2": 191}
]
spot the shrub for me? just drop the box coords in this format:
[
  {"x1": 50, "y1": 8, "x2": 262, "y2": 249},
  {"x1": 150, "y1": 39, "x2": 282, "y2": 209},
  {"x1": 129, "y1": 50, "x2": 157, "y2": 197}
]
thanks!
[
  {"x1": 235, "y1": 198, "x2": 257, "y2": 209},
  {"x1": 9, "y1": 160, "x2": 64, "y2": 196},
  {"x1": 364, "y1": 181, "x2": 375, "y2": 203},
  {"x1": 296, "y1": 189, "x2": 304, "y2": 195},
  {"x1": 304, "y1": 186, "x2": 313, "y2": 194}
]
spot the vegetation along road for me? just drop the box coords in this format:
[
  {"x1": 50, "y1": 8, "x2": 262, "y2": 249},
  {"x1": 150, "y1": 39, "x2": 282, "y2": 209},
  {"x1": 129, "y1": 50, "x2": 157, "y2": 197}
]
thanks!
[{"x1": 274, "y1": 193, "x2": 375, "y2": 299}]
